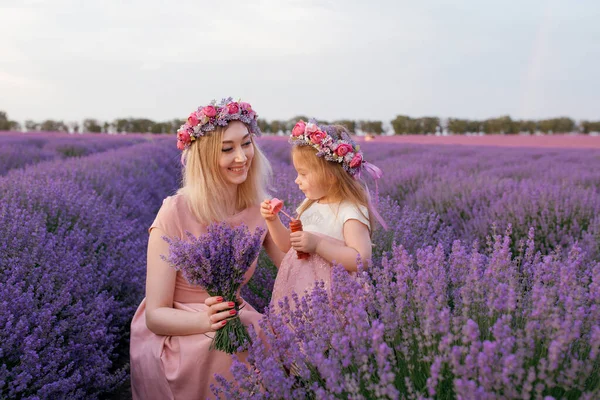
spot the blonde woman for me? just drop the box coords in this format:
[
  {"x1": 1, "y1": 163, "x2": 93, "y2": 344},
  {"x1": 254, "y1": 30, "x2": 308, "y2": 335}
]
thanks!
[{"x1": 130, "y1": 98, "x2": 284, "y2": 399}]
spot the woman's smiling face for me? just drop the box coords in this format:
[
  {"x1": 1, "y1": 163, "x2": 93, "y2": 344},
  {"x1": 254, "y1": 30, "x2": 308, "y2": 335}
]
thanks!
[{"x1": 219, "y1": 121, "x2": 254, "y2": 186}]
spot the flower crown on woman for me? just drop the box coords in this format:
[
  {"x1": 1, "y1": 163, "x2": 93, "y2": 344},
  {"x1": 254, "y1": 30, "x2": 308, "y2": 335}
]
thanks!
[
  {"x1": 289, "y1": 119, "x2": 381, "y2": 180},
  {"x1": 176, "y1": 97, "x2": 262, "y2": 150}
]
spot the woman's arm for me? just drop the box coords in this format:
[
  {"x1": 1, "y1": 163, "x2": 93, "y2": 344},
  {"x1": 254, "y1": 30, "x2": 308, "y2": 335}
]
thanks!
[
  {"x1": 290, "y1": 219, "x2": 372, "y2": 272},
  {"x1": 144, "y1": 228, "x2": 234, "y2": 336}
]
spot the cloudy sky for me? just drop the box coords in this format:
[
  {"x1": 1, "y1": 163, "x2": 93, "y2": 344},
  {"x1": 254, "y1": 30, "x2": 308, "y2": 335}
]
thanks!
[{"x1": 1, "y1": 0, "x2": 599, "y2": 124}]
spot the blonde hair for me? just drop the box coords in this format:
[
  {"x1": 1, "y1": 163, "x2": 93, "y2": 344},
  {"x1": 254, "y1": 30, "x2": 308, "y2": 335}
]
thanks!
[
  {"x1": 293, "y1": 138, "x2": 374, "y2": 236},
  {"x1": 177, "y1": 122, "x2": 272, "y2": 224}
]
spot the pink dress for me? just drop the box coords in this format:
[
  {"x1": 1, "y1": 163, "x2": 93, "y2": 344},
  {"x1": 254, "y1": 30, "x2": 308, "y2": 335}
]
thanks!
[
  {"x1": 130, "y1": 194, "x2": 267, "y2": 400},
  {"x1": 270, "y1": 237, "x2": 340, "y2": 311},
  {"x1": 270, "y1": 201, "x2": 369, "y2": 312}
]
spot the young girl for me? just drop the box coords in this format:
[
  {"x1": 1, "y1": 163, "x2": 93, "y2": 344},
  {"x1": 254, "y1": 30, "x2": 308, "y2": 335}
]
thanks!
[
  {"x1": 130, "y1": 98, "x2": 284, "y2": 400},
  {"x1": 261, "y1": 120, "x2": 384, "y2": 310}
]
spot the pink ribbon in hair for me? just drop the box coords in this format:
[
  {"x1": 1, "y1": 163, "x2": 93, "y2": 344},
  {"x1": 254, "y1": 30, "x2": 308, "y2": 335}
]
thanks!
[
  {"x1": 362, "y1": 161, "x2": 383, "y2": 180},
  {"x1": 357, "y1": 161, "x2": 388, "y2": 231}
]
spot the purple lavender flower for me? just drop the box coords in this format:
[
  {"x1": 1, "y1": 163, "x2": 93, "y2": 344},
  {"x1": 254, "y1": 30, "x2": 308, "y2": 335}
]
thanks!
[{"x1": 163, "y1": 222, "x2": 265, "y2": 354}]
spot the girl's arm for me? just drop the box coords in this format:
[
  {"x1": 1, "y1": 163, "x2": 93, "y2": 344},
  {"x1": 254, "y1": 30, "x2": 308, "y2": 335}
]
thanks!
[
  {"x1": 144, "y1": 228, "x2": 234, "y2": 335},
  {"x1": 290, "y1": 219, "x2": 372, "y2": 272},
  {"x1": 260, "y1": 199, "x2": 291, "y2": 253}
]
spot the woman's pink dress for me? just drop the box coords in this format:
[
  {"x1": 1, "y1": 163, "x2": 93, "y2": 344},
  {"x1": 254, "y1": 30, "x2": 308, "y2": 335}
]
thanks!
[{"x1": 130, "y1": 194, "x2": 267, "y2": 400}]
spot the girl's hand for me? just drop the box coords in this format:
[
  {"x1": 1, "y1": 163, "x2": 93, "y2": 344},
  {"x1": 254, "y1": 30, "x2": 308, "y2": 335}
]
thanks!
[
  {"x1": 204, "y1": 296, "x2": 237, "y2": 331},
  {"x1": 290, "y1": 231, "x2": 320, "y2": 253},
  {"x1": 260, "y1": 199, "x2": 277, "y2": 222}
]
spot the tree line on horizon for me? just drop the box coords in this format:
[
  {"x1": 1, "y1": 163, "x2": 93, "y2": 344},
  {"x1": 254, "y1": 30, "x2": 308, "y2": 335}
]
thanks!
[{"x1": 1, "y1": 110, "x2": 599, "y2": 135}]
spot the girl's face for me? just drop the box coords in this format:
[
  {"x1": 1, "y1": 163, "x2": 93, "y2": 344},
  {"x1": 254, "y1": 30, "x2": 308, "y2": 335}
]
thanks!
[
  {"x1": 219, "y1": 122, "x2": 254, "y2": 186},
  {"x1": 292, "y1": 152, "x2": 329, "y2": 202}
]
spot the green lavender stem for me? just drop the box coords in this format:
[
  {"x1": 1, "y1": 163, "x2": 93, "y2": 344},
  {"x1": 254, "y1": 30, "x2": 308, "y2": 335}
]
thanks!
[{"x1": 210, "y1": 314, "x2": 252, "y2": 354}]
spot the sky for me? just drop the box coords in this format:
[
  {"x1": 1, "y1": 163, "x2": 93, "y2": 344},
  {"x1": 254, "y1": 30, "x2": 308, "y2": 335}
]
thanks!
[{"x1": 1, "y1": 0, "x2": 599, "y2": 125}]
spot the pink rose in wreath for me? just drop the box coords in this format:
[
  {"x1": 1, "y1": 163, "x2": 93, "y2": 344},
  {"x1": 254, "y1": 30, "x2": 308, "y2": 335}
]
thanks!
[{"x1": 335, "y1": 143, "x2": 353, "y2": 157}]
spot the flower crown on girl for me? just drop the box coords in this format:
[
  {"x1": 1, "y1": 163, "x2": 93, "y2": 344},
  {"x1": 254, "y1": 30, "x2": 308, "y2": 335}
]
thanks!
[
  {"x1": 176, "y1": 97, "x2": 262, "y2": 150},
  {"x1": 289, "y1": 119, "x2": 383, "y2": 181},
  {"x1": 289, "y1": 119, "x2": 388, "y2": 230}
]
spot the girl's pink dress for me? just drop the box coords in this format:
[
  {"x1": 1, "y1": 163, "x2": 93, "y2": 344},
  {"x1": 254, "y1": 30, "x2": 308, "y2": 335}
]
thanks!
[
  {"x1": 270, "y1": 201, "x2": 369, "y2": 312},
  {"x1": 130, "y1": 194, "x2": 267, "y2": 400},
  {"x1": 270, "y1": 235, "x2": 342, "y2": 311}
]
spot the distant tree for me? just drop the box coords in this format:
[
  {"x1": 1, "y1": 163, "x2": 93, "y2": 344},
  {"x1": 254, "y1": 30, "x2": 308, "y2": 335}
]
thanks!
[
  {"x1": 25, "y1": 120, "x2": 39, "y2": 132},
  {"x1": 466, "y1": 120, "x2": 482, "y2": 133},
  {"x1": 533, "y1": 117, "x2": 574, "y2": 134},
  {"x1": 0, "y1": 111, "x2": 20, "y2": 131},
  {"x1": 151, "y1": 122, "x2": 173, "y2": 134},
  {"x1": 287, "y1": 116, "x2": 310, "y2": 131},
  {"x1": 517, "y1": 120, "x2": 537, "y2": 134},
  {"x1": 257, "y1": 118, "x2": 270, "y2": 133},
  {"x1": 332, "y1": 120, "x2": 356, "y2": 133},
  {"x1": 358, "y1": 120, "x2": 383, "y2": 135},
  {"x1": 269, "y1": 120, "x2": 285, "y2": 134},
  {"x1": 447, "y1": 118, "x2": 469, "y2": 134},
  {"x1": 537, "y1": 118, "x2": 575, "y2": 134},
  {"x1": 8, "y1": 121, "x2": 21, "y2": 131},
  {"x1": 581, "y1": 120, "x2": 600, "y2": 133},
  {"x1": 554, "y1": 117, "x2": 575, "y2": 133},
  {"x1": 150, "y1": 122, "x2": 162, "y2": 134},
  {"x1": 114, "y1": 118, "x2": 129, "y2": 133},
  {"x1": 357, "y1": 120, "x2": 369, "y2": 134},
  {"x1": 0, "y1": 111, "x2": 7, "y2": 130},
  {"x1": 482, "y1": 115, "x2": 513, "y2": 134},
  {"x1": 40, "y1": 120, "x2": 54, "y2": 132},
  {"x1": 68, "y1": 121, "x2": 80, "y2": 133},
  {"x1": 40, "y1": 120, "x2": 68, "y2": 132},
  {"x1": 83, "y1": 118, "x2": 102, "y2": 133},
  {"x1": 538, "y1": 119, "x2": 554, "y2": 134},
  {"x1": 134, "y1": 119, "x2": 155, "y2": 133},
  {"x1": 170, "y1": 119, "x2": 184, "y2": 134},
  {"x1": 391, "y1": 115, "x2": 412, "y2": 135},
  {"x1": 392, "y1": 115, "x2": 440, "y2": 135},
  {"x1": 103, "y1": 121, "x2": 112, "y2": 133},
  {"x1": 420, "y1": 117, "x2": 440, "y2": 134}
]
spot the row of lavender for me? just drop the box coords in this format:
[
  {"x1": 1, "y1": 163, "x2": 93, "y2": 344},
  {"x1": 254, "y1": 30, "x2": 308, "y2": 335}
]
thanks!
[
  {"x1": 0, "y1": 137, "x2": 181, "y2": 399},
  {"x1": 235, "y1": 139, "x2": 600, "y2": 398},
  {"x1": 0, "y1": 131, "x2": 148, "y2": 176},
  {"x1": 374, "y1": 143, "x2": 600, "y2": 261}
]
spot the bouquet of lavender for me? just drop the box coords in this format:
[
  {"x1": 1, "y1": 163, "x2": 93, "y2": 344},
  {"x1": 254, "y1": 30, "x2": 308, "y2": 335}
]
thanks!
[{"x1": 163, "y1": 222, "x2": 265, "y2": 354}]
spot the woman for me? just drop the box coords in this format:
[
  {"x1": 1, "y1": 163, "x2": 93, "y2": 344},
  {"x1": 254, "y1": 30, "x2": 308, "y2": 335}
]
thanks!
[{"x1": 130, "y1": 98, "x2": 284, "y2": 399}]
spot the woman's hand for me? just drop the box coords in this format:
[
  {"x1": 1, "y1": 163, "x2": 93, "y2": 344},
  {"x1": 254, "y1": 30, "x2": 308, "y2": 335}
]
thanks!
[
  {"x1": 204, "y1": 296, "x2": 237, "y2": 331},
  {"x1": 260, "y1": 199, "x2": 277, "y2": 222},
  {"x1": 290, "y1": 231, "x2": 321, "y2": 253}
]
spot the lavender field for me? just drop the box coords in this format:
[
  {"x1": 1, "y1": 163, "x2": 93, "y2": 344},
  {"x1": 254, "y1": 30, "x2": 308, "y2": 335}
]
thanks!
[
  {"x1": 1, "y1": 133, "x2": 599, "y2": 399},
  {"x1": 0, "y1": 131, "x2": 149, "y2": 176}
]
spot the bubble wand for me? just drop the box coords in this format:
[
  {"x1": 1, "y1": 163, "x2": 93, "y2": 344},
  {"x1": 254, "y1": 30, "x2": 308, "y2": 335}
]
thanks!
[{"x1": 269, "y1": 198, "x2": 309, "y2": 260}]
